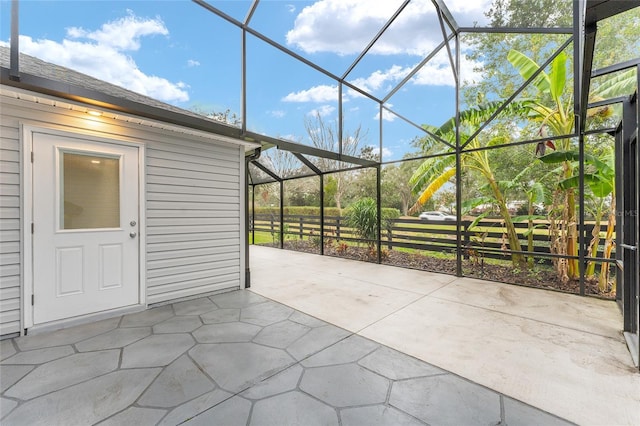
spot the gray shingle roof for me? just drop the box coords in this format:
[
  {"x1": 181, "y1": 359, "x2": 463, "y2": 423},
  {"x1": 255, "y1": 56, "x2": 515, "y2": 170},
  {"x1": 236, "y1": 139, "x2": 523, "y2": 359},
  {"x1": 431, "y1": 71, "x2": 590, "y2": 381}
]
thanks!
[{"x1": 0, "y1": 45, "x2": 232, "y2": 127}]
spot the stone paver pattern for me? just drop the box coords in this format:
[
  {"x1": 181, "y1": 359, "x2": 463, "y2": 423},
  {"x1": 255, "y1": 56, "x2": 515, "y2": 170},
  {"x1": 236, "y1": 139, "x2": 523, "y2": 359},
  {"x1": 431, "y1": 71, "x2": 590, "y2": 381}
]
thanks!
[{"x1": 0, "y1": 290, "x2": 573, "y2": 425}]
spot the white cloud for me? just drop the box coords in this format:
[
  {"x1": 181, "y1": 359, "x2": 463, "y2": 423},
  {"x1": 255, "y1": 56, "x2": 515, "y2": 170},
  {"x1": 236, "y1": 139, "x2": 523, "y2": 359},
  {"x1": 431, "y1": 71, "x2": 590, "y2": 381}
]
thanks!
[
  {"x1": 287, "y1": 4, "x2": 296, "y2": 13},
  {"x1": 413, "y1": 53, "x2": 483, "y2": 87},
  {"x1": 375, "y1": 105, "x2": 397, "y2": 122},
  {"x1": 66, "y1": 11, "x2": 168, "y2": 51},
  {"x1": 269, "y1": 110, "x2": 287, "y2": 118},
  {"x1": 308, "y1": 104, "x2": 335, "y2": 117},
  {"x1": 286, "y1": 0, "x2": 491, "y2": 57},
  {"x1": 349, "y1": 64, "x2": 410, "y2": 93},
  {"x1": 287, "y1": 0, "x2": 401, "y2": 55},
  {"x1": 187, "y1": 59, "x2": 200, "y2": 67},
  {"x1": 370, "y1": 146, "x2": 393, "y2": 159},
  {"x1": 14, "y1": 13, "x2": 188, "y2": 103},
  {"x1": 282, "y1": 84, "x2": 338, "y2": 103}
]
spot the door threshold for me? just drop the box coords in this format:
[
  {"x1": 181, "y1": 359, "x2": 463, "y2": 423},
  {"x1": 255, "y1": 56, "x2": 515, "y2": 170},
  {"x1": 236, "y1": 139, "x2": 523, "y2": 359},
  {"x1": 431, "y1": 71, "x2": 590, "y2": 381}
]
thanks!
[
  {"x1": 26, "y1": 304, "x2": 146, "y2": 336},
  {"x1": 623, "y1": 331, "x2": 639, "y2": 368}
]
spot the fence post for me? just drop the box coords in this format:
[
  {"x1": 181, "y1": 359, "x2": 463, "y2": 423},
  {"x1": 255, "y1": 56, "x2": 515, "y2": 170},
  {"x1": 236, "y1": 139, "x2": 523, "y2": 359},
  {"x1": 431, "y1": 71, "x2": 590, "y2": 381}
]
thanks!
[
  {"x1": 463, "y1": 220, "x2": 470, "y2": 260},
  {"x1": 336, "y1": 217, "x2": 341, "y2": 240},
  {"x1": 387, "y1": 228, "x2": 392, "y2": 250},
  {"x1": 299, "y1": 216, "x2": 303, "y2": 239},
  {"x1": 270, "y1": 217, "x2": 274, "y2": 236}
]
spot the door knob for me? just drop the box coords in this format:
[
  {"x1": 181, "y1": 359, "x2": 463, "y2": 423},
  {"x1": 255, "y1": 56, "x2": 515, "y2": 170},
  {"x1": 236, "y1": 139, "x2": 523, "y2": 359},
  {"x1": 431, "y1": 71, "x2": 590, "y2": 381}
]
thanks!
[{"x1": 130, "y1": 232, "x2": 137, "y2": 238}]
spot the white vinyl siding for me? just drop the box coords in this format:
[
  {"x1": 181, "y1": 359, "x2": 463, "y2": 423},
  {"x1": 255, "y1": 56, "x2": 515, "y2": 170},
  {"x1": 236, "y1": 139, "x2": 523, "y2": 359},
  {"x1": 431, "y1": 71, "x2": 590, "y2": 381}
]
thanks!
[
  {"x1": 0, "y1": 120, "x2": 22, "y2": 335},
  {"x1": 0, "y1": 90, "x2": 246, "y2": 335},
  {"x1": 146, "y1": 139, "x2": 241, "y2": 303}
]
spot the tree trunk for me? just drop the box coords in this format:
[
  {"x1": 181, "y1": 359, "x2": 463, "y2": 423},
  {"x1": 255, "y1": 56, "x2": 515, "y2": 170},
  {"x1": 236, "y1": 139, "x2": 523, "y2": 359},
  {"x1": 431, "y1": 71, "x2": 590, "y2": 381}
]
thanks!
[
  {"x1": 599, "y1": 196, "x2": 616, "y2": 292},
  {"x1": 487, "y1": 178, "x2": 525, "y2": 266}
]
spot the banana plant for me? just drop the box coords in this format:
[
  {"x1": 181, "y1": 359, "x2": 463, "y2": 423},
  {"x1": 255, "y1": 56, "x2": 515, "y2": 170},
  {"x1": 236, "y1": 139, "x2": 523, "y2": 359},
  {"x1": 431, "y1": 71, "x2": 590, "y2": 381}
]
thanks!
[
  {"x1": 507, "y1": 48, "x2": 633, "y2": 282},
  {"x1": 539, "y1": 147, "x2": 616, "y2": 291},
  {"x1": 409, "y1": 101, "x2": 532, "y2": 266}
]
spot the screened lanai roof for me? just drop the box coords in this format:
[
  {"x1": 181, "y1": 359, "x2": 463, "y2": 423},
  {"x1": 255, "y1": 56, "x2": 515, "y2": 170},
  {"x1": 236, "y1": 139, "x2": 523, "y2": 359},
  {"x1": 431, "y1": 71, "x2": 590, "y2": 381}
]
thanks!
[{"x1": 1, "y1": 0, "x2": 638, "y2": 179}]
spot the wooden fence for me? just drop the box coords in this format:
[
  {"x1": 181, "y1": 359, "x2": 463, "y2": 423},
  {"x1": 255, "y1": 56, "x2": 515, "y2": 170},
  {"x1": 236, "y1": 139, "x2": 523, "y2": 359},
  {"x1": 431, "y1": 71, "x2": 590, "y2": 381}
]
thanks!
[{"x1": 251, "y1": 214, "x2": 613, "y2": 263}]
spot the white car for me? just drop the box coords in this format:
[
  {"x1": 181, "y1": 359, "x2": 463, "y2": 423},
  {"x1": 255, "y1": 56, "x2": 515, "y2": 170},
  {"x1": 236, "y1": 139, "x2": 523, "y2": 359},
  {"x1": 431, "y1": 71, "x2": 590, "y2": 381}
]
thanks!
[{"x1": 419, "y1": 211, "x2": 456, "y2": 221}]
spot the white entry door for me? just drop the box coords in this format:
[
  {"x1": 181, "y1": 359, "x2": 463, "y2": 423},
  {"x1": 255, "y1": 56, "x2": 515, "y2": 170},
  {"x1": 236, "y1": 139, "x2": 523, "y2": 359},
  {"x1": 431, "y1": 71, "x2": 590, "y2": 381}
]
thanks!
[{"x1": 32, "y1": 132, "x2": 140, "y2": 324}]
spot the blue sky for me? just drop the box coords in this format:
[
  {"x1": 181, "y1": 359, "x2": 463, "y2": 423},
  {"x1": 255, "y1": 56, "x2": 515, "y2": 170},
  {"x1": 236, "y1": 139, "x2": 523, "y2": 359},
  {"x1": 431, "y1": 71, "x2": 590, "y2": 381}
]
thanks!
[{"x1": 0, "y1": 0, "x2": 493, "y2": 161}]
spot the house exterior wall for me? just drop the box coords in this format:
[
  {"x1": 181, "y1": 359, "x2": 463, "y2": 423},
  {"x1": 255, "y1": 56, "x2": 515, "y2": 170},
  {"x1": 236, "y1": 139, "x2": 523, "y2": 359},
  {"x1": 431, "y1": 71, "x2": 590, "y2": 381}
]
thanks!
[{"x1": 0, "y1": 90, "x2": 246, "y2": 336}]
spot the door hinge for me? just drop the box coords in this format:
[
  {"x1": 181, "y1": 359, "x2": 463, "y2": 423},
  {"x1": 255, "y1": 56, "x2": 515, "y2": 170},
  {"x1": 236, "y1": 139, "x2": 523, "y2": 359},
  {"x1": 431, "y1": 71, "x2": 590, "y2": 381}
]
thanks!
[
  {"x1": 31, "y1": 152, "x2": 34, "y2": 163},
  {"x1": 31, "y1": 223, "x2": 34, "y2": 234},
  {"x1": 31, "y1": 294, "x2": 34, "y2": 306}
]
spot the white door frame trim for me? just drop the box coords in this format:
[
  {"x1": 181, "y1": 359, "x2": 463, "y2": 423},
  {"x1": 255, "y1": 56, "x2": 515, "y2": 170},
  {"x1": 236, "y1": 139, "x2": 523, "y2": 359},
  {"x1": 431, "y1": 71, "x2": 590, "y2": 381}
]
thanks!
[{"x1": 21, "y1": 123, "x2": 146, "y2": 332}]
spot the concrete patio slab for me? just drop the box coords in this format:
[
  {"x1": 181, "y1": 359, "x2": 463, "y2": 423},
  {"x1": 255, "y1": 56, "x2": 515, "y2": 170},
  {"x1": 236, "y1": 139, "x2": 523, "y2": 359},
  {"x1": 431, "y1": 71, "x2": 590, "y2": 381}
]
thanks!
[
  {"x1": 249, "y1": 245, "x2": 640, "y2": 426},
  {"x1": 1, "y1": 257, "x2": 603, "y2": 426},
  {"x1": 0, "y1": 287, "x2": 572, "y2": 425},
  {"x1": 430, "y1": 276, "x2": 622, "y2": 338}
]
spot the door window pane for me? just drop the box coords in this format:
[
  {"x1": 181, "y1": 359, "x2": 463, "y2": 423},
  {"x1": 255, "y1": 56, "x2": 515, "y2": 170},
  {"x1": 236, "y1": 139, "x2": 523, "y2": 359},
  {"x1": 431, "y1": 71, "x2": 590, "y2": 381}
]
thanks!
[{"x1": 61, "y1": 152, "x2": 120, "y2": 229}]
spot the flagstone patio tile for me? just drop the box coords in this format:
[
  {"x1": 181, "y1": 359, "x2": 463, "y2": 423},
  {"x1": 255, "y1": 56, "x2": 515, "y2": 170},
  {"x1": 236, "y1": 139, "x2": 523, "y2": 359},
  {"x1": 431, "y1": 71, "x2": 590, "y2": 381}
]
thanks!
[
  {"x1": 250, "y1": 391, "x2": 338, "y2": 426},
  {"x1": 98, "y1": 407, "x2": 167, "y2": 426},
  {"x1": 193, "y1": 322, "x2": 261, "y2": 343},
  {"x1": 0, "y1": 365, "x2": 34, "y2": 393},
  {"x1": 2, "y1": 368, "x2": 160, "y2": 426},
  {"x1": 301, "y1": 334, "x2": 379, "y2": 367},
  {"x1": 173, "y1": 297, "x2": 218, "y2": 316},
  {"x1": 138, "y1": 355, "x2": 215, "y2": 408},
  {"x1": 120, "y1": 305, "x2": 174, "y2": 328},
  {"x1": 289, "y1": 311, "x2": 327, "y2": 328},
  {"x1": 0, "y1": 397, "x2": 18, "y2": 420},
  {"x1": 75, "y1": 327, "x2": 151, "y2": 352},
  {"x1": 190, "y1": 343, "x2": 294, "y2": 393},
  {"x1": 121, "y1": 334, "x2": 194, "y2": 368},
  {"x1": 15, "y1": 317, "x2": 120, "y2": 351},
  {"x1": 153, "y1": 316, "x2": 202, "y2": 334},
  {"x1": 200, "y1": 308, "x2": 241, "y2": 324},
  {"x1": 253, "y1": 320, "x2": 311, "y2": 349},
  {"x1": 301, "y1": 363, "x2": 389, "y2": 407},
  {"x1": 340, "y1": 405, "x2": 425, "y2": 426},
  {"x1": 286, "y1": 324, "x2": 350, "y2": 360},
  {"x1": 182, "y1": 395, "x2": 251, "y2": 426},
  {"x1": 358, "y1": 346, "x2": 446, "y2": 380},
  {"x1": 5, "y1": 350, "x2": 119, "y2": 400},
  {"x1": 210, "y1": 290, "x2": 267, "y2": 309},
  {"x1": 0, "y1": 339, "x2": 16, "y2": 360},
  {"x1": 503, "y1": 397, "x2": 573, "y2": 426},
  {"x1": 389, "y1": 375, "x2": 501, "y2": 426},
  {"x1": 2, "y1": 346, "x2": 74, "y2": 365},
  {"x1": 158, "y1": 389, "x2": 232, "y2": 426},
  {"x1": 240, "y1": 301, "x2": 294, "y2": 326},
  {"x1": 241, "y1": 365, "x2": 303, "y2": 400}
]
